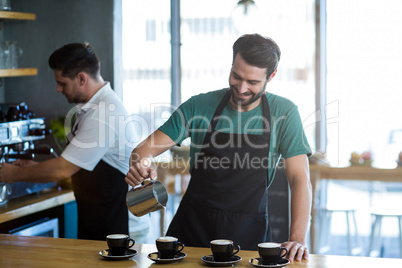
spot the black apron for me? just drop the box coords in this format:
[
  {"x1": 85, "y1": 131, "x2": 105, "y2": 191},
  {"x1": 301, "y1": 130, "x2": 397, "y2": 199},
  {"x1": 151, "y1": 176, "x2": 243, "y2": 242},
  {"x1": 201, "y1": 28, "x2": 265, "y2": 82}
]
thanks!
[
  {"x1": 71, "y1": 160, "x2": 129, "y2": 240},
  {"x1": 166, "y1": 90, "x2": 272, "y2": 250}
]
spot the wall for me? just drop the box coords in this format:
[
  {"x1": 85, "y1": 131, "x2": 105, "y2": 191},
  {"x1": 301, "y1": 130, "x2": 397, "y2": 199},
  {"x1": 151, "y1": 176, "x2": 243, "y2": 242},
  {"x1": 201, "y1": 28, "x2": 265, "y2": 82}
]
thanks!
[{"x1": 1, "y1": 0, "x2": 120, "y2": 128}]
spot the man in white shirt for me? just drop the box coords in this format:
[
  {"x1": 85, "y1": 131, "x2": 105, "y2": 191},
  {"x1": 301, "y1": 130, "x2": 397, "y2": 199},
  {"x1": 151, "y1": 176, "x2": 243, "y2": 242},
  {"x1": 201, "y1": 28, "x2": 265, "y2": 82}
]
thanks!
[{"x1": 1, "y1": 43, "x2": 138, "y2": 240}]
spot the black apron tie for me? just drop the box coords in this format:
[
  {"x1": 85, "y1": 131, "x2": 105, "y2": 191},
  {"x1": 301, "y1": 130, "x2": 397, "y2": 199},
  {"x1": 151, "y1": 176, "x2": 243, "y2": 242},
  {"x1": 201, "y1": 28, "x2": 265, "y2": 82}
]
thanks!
[{"x1": 72, "y1": 161, "x2": 129, "y2": 241}]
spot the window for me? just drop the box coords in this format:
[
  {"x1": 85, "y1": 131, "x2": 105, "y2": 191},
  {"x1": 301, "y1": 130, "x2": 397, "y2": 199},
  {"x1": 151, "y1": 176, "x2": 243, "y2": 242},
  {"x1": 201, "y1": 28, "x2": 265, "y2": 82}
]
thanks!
[
  {"x1": 326, "y1": 0, "x2": 402, "y2": 167},
  {"x1": 122, "y1": 0, "x2": 316, "y2": 148},
  {"x1": 122, "y1": 0, "x2": 171, "y2": 137}
]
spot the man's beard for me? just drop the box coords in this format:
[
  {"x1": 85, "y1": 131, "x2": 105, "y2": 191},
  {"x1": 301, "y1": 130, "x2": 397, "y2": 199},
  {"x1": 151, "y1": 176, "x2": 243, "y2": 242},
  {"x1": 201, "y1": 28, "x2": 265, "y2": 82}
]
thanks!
[
  {"x1": 230, "y1": 85, "x2": 266, "y2": 107},
  {"x1": 64, "y1": 91, "x2": 85, "y2": 104}
]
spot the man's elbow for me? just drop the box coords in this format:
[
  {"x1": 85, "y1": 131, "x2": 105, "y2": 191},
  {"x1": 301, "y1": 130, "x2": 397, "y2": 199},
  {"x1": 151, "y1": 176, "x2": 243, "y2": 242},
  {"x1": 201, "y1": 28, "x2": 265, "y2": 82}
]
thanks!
[{"x1": 55, "y1": 163, "x2": 81, "y2": 180}]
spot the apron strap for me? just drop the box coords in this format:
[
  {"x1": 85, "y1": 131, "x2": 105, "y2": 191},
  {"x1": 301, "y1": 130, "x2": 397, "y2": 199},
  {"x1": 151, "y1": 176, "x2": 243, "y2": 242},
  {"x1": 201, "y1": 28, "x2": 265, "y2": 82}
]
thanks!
[
  {"x1": 261, "y1": 92, "x2": 271, "y2": 135},
  {"x1": 208, "y1": 90, "x2": 232, "y2": 133}
]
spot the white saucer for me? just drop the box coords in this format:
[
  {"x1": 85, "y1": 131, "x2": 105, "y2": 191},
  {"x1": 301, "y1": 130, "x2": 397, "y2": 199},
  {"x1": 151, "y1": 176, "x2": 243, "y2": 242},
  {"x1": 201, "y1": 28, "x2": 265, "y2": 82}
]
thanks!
[
  {"x1": 99, "y1": 249, "x2": 137, "y2": 260},
  {"x1": 201, "y1": 254, "x2": 242, "y2": 267},
  {"x1": 147, "y1": 251, "x2": 187, "y2": 264},
  {"x1": 249, "y1": 257, "x2": 290, "y2": 267}
]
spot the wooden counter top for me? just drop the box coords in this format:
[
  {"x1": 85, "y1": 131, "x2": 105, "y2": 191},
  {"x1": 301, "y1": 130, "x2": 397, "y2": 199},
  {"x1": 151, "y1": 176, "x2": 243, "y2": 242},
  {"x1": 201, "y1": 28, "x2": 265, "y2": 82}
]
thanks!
[
  {"x1": 1, "y1": 234, "x2": 402, "y2": 267},
  {"x1": 309, "y1": 164, "x2": 402, "y2": 182},
  {"x1": 0, "y1": 188, "x2": 75, "y2": 224}
]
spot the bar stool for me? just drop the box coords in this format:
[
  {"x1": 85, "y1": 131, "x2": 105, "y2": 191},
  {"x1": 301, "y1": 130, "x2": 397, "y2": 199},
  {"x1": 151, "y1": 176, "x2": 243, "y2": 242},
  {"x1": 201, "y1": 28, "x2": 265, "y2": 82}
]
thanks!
[
  {"x1": 367, "y1": 181, "x2": 402, "y2": 258},
  {"x1": 315, "y1": 180, "x2": 363, "y2": 255},
  {"x1": 317, "y1": 206, "x2": 362, "y2": 256},
  {"x1": 367, "y1": 210, "x2": 402, "y2": 258}
]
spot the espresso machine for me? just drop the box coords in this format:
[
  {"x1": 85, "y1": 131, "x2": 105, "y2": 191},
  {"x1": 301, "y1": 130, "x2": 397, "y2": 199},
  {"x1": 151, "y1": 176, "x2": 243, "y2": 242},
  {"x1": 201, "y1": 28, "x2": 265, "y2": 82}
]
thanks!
[{"x1": 0, "y1": 103, "x2": 58, "y2": 204}]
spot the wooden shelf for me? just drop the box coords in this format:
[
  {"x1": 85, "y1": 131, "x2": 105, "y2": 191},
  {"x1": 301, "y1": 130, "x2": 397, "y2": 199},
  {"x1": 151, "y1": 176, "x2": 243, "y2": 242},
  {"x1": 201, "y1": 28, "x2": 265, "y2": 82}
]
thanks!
[
  {"x1": 0, "y1": 68, "x2": 37, "y2": 77},
  {"x1": 0, "y1": 11, "x2": 36, "y2": 20},
  {"x1": 0, "y1": 12, "x2": 37, "y2": 77}
]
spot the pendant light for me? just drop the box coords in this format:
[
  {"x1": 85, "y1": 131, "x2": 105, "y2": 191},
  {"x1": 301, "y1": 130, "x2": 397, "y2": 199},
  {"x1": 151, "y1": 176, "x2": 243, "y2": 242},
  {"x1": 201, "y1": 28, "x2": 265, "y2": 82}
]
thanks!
[{"x1": 231, "y1": 0, "x2": 259, "y2": 34}]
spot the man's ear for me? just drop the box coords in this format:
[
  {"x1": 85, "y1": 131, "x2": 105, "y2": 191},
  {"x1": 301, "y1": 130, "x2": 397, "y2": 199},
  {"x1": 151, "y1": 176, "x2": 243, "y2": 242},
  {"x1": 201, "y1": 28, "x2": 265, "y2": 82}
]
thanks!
[
  {"x1": 268, "y1": 69, "x2": 277, "y2": 82},
  {"x1": 77, "y1": 72, "x2": 88, "y2": 85}
]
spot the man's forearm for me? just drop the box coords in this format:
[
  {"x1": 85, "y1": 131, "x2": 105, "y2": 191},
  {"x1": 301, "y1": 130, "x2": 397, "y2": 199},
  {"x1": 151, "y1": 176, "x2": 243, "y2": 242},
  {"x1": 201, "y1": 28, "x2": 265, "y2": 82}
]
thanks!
[
  {"x1": 129, "y1": 130, "x2": 177, "y2": 166},
  {"x1": 289, "y1": 179, "x2": 312, "y2": 243},
  {"x1": 129, "y1": 142, "x2": 154, "y2": 166},
  {"x1": 8, "y1": 157, "x2": 80, "y2": 183}
]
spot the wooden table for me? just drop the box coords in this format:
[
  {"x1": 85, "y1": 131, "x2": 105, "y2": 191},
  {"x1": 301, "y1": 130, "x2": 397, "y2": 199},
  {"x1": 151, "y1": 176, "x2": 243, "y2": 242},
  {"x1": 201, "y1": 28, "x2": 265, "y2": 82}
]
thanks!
[
  {"x1": 309, "y1": 164, "x2": 402, "y2": 253},
  {"x1": 1, "y1": 234, "x2": 402, "y2": 267}
]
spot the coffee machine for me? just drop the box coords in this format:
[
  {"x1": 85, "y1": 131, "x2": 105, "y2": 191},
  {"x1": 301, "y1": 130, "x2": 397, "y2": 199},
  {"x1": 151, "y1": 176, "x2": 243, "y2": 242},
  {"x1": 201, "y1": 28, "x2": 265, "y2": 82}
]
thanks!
[{"x1": 0, "y1": 103, "x2": 58, "y2": 204}]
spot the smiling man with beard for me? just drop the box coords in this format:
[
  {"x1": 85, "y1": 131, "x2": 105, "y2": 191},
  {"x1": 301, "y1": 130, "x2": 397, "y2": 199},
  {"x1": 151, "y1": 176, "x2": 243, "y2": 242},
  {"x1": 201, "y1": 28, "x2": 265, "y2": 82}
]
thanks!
[{"x1": 125, "y1": 34, "x2": 312, "y2": 262}]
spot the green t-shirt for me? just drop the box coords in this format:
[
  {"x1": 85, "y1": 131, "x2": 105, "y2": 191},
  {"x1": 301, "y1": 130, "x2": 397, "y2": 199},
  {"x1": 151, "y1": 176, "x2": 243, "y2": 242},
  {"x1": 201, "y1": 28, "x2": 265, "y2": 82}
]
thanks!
[{"x1": 159, "y1": 88, "x2": 311, "y2": 186}]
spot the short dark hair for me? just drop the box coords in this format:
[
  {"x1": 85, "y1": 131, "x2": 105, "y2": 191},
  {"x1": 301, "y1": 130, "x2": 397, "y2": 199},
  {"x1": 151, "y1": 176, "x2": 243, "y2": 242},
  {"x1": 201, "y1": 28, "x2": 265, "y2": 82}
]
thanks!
[
  {"x1": 48, "y1": 42, "x2": 100, "y2": 79},
  {"x1": 232, "y1": 34, "x2": 281, "y2": 79}
]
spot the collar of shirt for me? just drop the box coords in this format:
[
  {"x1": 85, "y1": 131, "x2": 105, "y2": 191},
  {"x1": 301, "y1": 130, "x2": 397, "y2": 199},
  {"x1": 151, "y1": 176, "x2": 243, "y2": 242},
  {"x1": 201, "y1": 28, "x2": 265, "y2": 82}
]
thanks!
[{"x1": 75, "y1": 82, "x2": 112, "y2": 116}]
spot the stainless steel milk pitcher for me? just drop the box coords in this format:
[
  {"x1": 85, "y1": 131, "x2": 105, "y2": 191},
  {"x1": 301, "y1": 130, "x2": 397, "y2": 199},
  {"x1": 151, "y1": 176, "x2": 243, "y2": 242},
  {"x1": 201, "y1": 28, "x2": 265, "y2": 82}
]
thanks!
[{"x1": 126, "y1": 180, "x2": 168, "y2": 217}]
